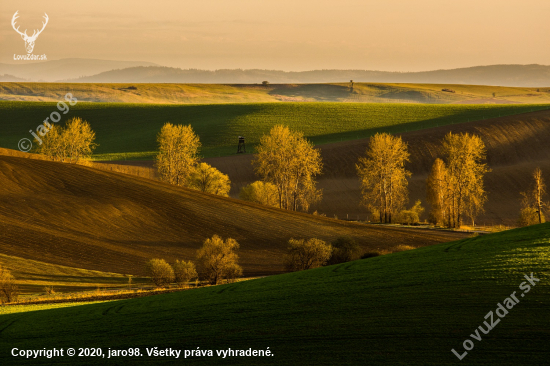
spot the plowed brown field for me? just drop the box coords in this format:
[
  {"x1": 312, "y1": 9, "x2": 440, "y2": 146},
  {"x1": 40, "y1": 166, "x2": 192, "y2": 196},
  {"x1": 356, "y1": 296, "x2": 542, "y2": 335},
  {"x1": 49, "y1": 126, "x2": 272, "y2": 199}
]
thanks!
[{"x1": 0, "y1": 155, "x2": 466, "y2": 277}]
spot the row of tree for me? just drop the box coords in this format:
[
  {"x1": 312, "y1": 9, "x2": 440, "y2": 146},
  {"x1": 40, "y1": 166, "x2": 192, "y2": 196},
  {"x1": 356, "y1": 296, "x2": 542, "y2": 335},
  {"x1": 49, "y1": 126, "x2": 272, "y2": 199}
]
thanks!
[
  {"x1": 147, "y1": 235, "x2": 243, "y2": 287},
  {"x1": 357, "y1": 132, "x2": 490, "y2": 228},
  {"x1": 156, "y1": 123, "x2": 231, "y2": 196}
]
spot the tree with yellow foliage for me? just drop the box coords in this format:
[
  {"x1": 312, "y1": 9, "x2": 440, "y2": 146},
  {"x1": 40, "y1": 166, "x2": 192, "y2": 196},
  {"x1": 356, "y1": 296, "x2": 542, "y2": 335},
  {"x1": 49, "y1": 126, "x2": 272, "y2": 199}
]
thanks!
[
  {"x1": 187, "y1": 163, "x2": 231, "y2": 196},
  {"x1": 441, "y1": 132, "x2": 488, "y2": 228},
  {"x1": 253, "y1": 125, "x2": 322, "y2": 211},
  {"x1": 156, "y1": 123, "x2": 201, "y2": 186},
  {"x1": 356, "y1": 133, "x2": 410, "y2": 223}
]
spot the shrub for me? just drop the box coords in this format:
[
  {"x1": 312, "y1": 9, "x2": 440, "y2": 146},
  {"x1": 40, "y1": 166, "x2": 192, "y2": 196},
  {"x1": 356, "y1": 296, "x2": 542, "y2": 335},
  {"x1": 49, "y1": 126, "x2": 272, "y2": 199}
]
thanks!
[
  {"x1": 146, "y1": 259, "x2": 175, "y2": 288},
  {"x1": 327, "y1": 237, "x2": 361, "y2": 265},
  {"x1": 239, "y1": 181, "x2": 279, "y2": 207},
  {"x1": 285, "y1": 238, "x2": 332, "y2": 271},
  {"x1": 173, "y1": 260, "x2": 198, "y2": 288},
  {"x1": 0, "y1": 266, "x2": 19, "y2": 304},
  {"x1": 187, "y1": 163, "x2": 231, "y2": 196},
  {"x1": 396, "y1": 200, "x2": 425, "y2": 225},
  {"x1": 197, "y1": 235, "x2": 242, "y2": 285},
  {"x1": 518, "y1": 207, "x2": 545, "y2": 227}
]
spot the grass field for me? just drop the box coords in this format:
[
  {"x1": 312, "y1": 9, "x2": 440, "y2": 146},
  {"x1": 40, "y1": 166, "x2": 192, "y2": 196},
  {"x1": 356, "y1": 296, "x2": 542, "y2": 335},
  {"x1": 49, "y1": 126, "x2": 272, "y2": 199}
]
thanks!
[
  {"x1": 3, "y1": 82, "x2": 550, "y2": 104},
  {"x1": 1, "y1": 101, "x2": 549, "y2": 159},
  {"x1": 0, "y1": 223, "x2": 548, "y2": 365}
]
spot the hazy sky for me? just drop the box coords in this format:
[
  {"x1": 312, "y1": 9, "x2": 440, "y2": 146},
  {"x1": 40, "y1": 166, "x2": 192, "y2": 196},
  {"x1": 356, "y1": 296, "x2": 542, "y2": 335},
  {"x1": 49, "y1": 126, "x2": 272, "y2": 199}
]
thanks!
[{"x1": 1, "y1": 0, "x2": 549, "y2": 71}]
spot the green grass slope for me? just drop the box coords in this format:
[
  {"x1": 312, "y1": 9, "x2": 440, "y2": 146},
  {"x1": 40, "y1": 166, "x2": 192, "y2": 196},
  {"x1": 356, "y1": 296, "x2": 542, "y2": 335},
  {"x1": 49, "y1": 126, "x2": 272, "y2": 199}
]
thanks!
[
  {"x1": 1, "y1": 101, "x2": 548, "y2": 159},
  {"x1": 1, "y1": 224, "x2": 548, "y2": 365}
]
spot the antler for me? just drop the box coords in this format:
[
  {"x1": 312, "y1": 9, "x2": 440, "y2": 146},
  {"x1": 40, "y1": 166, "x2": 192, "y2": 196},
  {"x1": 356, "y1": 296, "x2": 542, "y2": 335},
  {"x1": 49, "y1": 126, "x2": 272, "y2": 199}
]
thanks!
[
  {"x1": 29, "y1": 13, "x2": 49, "y2": 40},
  {"x1": 11, "y1": 11, "x2": 28, "y2": 38}
]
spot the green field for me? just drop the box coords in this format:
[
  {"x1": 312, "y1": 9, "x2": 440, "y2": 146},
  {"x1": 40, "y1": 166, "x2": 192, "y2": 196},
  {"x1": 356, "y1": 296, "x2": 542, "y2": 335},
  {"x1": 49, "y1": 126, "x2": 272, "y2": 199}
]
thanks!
[
  {"x1": 1, "y1": 223, "x2": 548, "y2": 365},
  {"x1": 1, "y1": 102, "x2": 549, "y2": 159}
]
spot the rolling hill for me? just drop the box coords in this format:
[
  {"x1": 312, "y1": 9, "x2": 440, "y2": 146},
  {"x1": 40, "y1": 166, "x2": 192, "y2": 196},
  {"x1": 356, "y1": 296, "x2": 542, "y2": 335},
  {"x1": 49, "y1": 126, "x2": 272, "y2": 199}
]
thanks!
[
  {"x1": 203, "y1": 109, "x2": 550, "y2": 226},
  {"x1": 3, "y1": 82, "x2": 550, "y2": 104},
  {"x1": 1, "y1": 101, "x2": 547, "y2": 160},
  {"x1": 0, "y1": 155, "x2": 466, "y2": 278},
  {"x1": 0, "y1": 223, "x2": 548, "y2": 365},
  {"x1": 66, "y1": 64, "x2": 550, "y2": 87}
]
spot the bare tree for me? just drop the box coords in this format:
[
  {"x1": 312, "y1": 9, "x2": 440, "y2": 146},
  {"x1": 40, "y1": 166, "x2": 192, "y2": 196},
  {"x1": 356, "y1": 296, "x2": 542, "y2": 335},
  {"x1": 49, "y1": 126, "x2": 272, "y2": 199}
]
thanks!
[
  {"x1": 520, "y1": 167, "x2": 547, "y2": 225},
  {"x1": 156, "y1": 123, "x2": 201, "y2": 186},
  {"x1": 356, "y1": 133, "x2": 410, "y2": 223},
  {"x1": 196, "y1": 235, "x2": 242, "y2": 285}
]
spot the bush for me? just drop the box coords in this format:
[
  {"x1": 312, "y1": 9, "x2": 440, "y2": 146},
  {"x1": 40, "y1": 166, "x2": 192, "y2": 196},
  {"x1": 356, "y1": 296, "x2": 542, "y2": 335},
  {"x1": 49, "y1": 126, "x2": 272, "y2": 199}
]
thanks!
[
  {"x1": 396, "y1": 200, "x2": 425, "y2": 225},
  {"x1": 146, "y1": 259, "x2": 175, "y2": 288},
  {"x1": 187, "y1": 163, "x2": 231, "y2": 196},
  {"x1": 0, "y1": 266, "x2": 19, "y2": 304},
  {"x1": 173, "y1": 260, "x2": 198, "y2": 288},
  {"x1": 239, "y1": 181, "x2": 279, "y2": 207},
  {"x1": 327, "y1": 237, "x2": 361, "y2": 265},
  {"x1": 518, "y1": 207, "x2": 545, "y2": 227},
  {"x1": 285, "y1": 238, "x2": 332, "y2": 271},
  {"x1": 197, "y1": 235, "x2": 243, "y2": 285}
]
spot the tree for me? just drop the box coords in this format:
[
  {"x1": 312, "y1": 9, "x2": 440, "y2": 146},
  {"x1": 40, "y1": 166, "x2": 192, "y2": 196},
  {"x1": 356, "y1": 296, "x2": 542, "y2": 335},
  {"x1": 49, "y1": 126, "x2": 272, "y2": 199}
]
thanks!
[
  {"x1": 520, "y1": 167, "x2": 547, "y2": 225},
  {"x1": 441, "y1": 133, "x2": 489, "y2": 228},
  {"x1": 327, "y1": 237, "x2": 361, "y2": 265},
  {"x1": 262, "y1": 81, "x2": 270, "y2": 86},
  {"x1": 187, "y1": 163, "x2": 231, "y2": 196},
  {"x1": 0, "y1": 266, "x2": 19, "y2": 304},
  {"x1": 146, "y1": 258, "x2": 175, "y2": 288},
  {"x1": 426, "y1": 158, "x2": 449, "y2": 226},
  {"x1": 196, "y1": 235, "x2": 242, "y2": 285},
  {"x1": 36, "y1": 117, "x2": 97, "y2": 162},
  {"x1": 156, "y1": 123, "x2": 201, "y2": 186},
  {"x1": 284, "y1": 238, "x2": 332, "y2": 271},
  {"x1": 356, "y1": 133, "x2": 411, "y2": 223},
  {"x1": 253, "y1": 125, "x2": 322, "y2": 212},
  {"x1": 239, "y1": 181, "x2": 279, "y2": 207},
  {"x1": 518, "y1": 207, "x2": 543, "y2": 227},
  {"x1": 173, "y1": 260, "x2": 198, "y2": 288}
]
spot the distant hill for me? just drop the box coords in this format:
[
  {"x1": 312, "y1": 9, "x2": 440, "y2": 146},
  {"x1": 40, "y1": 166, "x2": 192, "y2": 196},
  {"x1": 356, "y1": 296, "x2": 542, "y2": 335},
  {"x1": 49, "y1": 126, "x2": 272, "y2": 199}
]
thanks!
[
  {"x1": 0, "y1": 58, "x2": 158, "y2": 82},
  {"x1": 0, "y1": 74, "x2": 26, "y2": 82},
  {"x1": 68, "y1": 64, "x2": 550, "y2": 87}
]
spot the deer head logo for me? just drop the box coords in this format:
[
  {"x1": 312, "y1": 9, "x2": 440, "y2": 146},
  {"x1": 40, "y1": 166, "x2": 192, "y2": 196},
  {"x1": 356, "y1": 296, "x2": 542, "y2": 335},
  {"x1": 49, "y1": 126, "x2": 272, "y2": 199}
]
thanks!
[{"x1": 11, "y1": 11, "x2": 49, "y2": 54}]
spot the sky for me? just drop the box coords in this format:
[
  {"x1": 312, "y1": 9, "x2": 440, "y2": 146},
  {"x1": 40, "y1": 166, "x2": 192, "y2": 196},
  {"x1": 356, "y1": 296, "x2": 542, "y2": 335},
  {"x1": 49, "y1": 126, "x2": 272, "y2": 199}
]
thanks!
[{"x1": 1, "y1": 0, "x2": 549, "y2": 71}]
